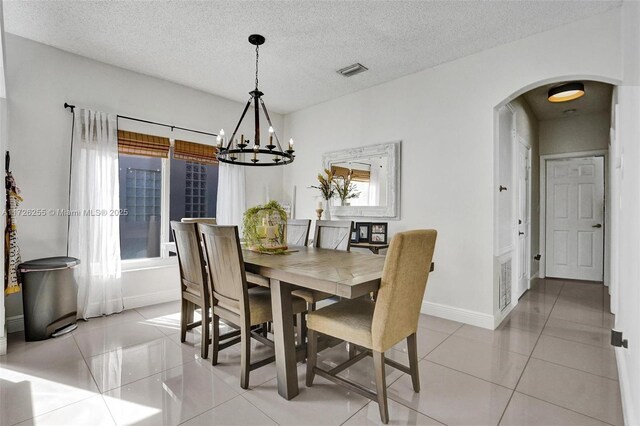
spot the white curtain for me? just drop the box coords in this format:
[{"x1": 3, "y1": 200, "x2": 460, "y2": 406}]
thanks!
[
  {"x1": 216, "y1": 162, "x2": 246, "y2": 227},
  {"x1": 69, "y1": 108, "x2": 123, "y2": 319},
  {"x1": 368, "y1": 165, "x2": 380, "y2": 206}
]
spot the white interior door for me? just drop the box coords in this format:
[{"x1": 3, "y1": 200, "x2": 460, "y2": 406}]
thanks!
[
  {"x1": 546, "y1": 157, "x2": 604, "y2": 281},
  {"x1": 515, "y1": 142, "x2": 531, "y2": 298}
]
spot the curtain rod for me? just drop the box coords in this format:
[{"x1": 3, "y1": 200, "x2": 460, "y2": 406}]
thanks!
[{"x1": 64, "y1": 102, "x2": 219, "y2": 138}]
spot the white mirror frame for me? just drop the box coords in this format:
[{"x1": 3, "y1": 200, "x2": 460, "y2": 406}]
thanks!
[{"x1": 323, "y1": 140, "x2": 401, "y2": 219}]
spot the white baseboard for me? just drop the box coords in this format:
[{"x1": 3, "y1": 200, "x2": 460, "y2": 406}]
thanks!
[
  {"x1": 4, "y1": 290, "x2": 179, "y2": 335},
  {"x1": 616, "y1": 348, "x2": 638, "y2": 426},
  {"x1": 421, "y1": 301, "x2": 495, "y2": 330},
  {"x1": 7, "y1": 315, "x2": 24, "y2": 333},
  {"x1": 123, "y1": 289, "x2": 179, "y2": 310}
]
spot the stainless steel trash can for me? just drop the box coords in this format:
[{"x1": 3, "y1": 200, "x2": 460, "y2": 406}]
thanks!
[{"x1": 18, "y1": 256, "x2": 80, "y2": 341}]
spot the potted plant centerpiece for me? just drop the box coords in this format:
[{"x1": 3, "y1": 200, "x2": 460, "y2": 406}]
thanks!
[
  {"x1": 243, "y1": 201, "x2": 288, "y2": 253},
  {"x1": 310, "y1": 168, "x2": 336, "y2": 218}
]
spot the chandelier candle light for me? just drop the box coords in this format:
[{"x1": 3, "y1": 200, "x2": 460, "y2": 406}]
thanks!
[{"x1": 216, "y1": 34, "x2": 295, "y2": 166}]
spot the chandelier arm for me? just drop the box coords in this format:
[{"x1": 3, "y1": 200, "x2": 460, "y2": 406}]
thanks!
[
  {"x1": 226, "y1": 97, "x2": 253, "y2": 149},
  {"x1": 259, "y1": 98, "x2": 283, "y2": 150}
]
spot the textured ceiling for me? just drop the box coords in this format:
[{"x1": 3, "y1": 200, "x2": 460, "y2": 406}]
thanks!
[
  {"x1": 4, "y1": 0, "x2": 621, "y2": 113},
  {"x1": 523, "y1": 80, "x2": 613, "y2": 121}
]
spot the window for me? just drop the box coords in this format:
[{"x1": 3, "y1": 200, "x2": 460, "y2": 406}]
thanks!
[
  {"x1": 118, "y1": 132, "x2": 218, "y2": 262},
  {"x1": 119, "y1": 155, "x2": 163, "y2": 260},
  {"x1": 168, "y1": 158, "x2": 218, "y2": 242}
]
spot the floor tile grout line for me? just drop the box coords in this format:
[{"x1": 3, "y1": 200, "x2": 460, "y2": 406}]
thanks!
[
  {"x1": 74, "y1": 326, "x2": 169, "y2": 360},
  {"x1": 419, "y1": 326, "x2": 461, "y2": 360},
  {"x1": 422, "y1": 358, "x2": 519, "y2": 392},
  {"x1": 8, "y1": 394, "x2": 101, "y2": 426},
  {"x1": 512, "y1": 390, "x2": 618, "y2": 426},
  {"x1": 339, "y1": 401, "x2": 370, "y2": 425},
  {"x1": 527, "y1": 355, "x2": 619, "y2": 382},
  {"x1": 496, "y1": 280, "x2": 566, "y2": 426},
  {"x1": 237, "y1": 393, "x2": 282, "y2": 426}
]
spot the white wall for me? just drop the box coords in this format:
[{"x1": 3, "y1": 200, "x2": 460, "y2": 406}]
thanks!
[
  {"x1": 612, "y1": 2, "x2": 640, "y2": 424},
  {"x1": 4, "y1": 34, "x2": 284, "y2": 320},
  {"x1": 539, "y1": 111, "x2": 610, "y2": 155},
  {"x1": 283, "y1": 10, "x2": 622, "y2": 328}
]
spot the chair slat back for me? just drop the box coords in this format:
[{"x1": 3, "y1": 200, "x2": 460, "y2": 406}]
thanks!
[
  {"x1": 199, "y1": 224, "x2": 248, "y2": 313},
  {"x1": 171, "y1": 221, "x2": 208, "y2": 298},
  {"x1": 182, "y1": 217, "x2": 217, "y2": 225},
  {"x1": 371, "y1": 230, "x2": 437, "y2": 352},
  {"x1": 287, "y1": 219, "x2": 311, "y2": 247},
  {"x1": 314, "y1": 220, "x2": 353, "y2": 251}
]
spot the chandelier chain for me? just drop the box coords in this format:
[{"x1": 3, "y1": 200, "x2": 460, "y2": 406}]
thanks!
[{"x1": 255, "y1": 44, "x2": 259, "y2": 89}]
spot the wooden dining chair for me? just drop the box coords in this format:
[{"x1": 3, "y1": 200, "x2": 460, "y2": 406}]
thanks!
[
  {"x1": 292, "y1": 220, "x2": 354, "y2": 309},
  {"x1": 181, "y1": 217, "x2": 217, "y2": 224},
  {"x1": 305, "y1": 230, "x2": 437, "y2": 424},
  {"x1": 286, "y1": 219, "x2": 312, "y2": 247},
  {"x1": 170, "y1": 221, "x2": 211, "y2": 360},
  {"x1": 199, "y1": 224, "x2": 308, "y2": 389}
]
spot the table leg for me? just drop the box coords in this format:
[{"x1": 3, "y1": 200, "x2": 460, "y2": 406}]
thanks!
[{"x1": 269, "y1": 279, "x2": 299, "y2": 399}]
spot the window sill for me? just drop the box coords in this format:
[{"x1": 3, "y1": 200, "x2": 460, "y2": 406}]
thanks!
[{"x1": 122, "y1": 257, "x2": 177, "y2": 272}]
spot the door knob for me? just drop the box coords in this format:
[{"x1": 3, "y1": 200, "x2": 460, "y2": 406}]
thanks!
[
  {"x1": 592, "y1": 224, "x2": 602, "y2": 228},
  {"x1": 519, "y1": 232, "x2": 525, "y2": 236}
]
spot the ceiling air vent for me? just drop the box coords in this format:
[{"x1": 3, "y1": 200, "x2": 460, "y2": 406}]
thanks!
[{"x1": 337, "y1": 63, "x2": 368, "y2": 77}]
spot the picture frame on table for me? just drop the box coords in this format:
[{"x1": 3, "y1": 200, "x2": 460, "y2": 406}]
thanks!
[
  {"x1": 356, "y1": 222, "x2": 370, "y2": 243},
  {"x1": 350, "y1": 224, "x2": 359, "y2": 243},
  {"x1": 369, "y1": 222, "x2": 388, "y2": 244}
]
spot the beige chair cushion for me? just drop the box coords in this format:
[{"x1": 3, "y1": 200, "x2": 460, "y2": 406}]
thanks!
[
  {"x1": 307, "y1": 298, "x2": 375, "y2": 349},
  {"x1": 217, "y1": 286, "x2": 307, "y2": 326},
  {"x1": 291, "y1": 289, "x2": 333, "y2": 304}
]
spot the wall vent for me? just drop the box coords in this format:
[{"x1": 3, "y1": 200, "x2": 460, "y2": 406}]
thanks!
[
  {"x1": 499, "y1": 257, "x2": 512, "y2": 311},
  {"x1": 337, "y1": 63, "x2": 368, "y2": 77}
]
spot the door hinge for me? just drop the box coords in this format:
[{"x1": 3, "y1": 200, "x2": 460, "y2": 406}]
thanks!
[{"x1": 611, "y1": 329, "x2": 628, "y2": 348}]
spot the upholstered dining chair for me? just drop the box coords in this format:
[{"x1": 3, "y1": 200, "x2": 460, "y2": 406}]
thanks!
[
  {"x1": 199, "y1": 224, "x2": 308, "y2": 389},
  {"x1": 286, "y1": 219, "x2": 312, "y2": 247},
  {"x1": 305, "y1": 230, "x2": 437, "y2": 424},
  {"x1": 170, "y1": 221, "x2": 211, "y2": 359}
]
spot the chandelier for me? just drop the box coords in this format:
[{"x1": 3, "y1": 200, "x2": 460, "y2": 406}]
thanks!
[{"x1": 216, "y1": 34, "x2": 295, "y2": 166}]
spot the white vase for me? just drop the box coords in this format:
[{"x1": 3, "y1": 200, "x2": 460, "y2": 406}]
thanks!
[{"x1": 324, "y1": 199, "x2": 331, "y2": 220}]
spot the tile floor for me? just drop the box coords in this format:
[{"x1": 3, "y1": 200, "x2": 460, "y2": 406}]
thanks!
[{"x1": 0, "y1": 278, "x2": 623, "y2": 425}]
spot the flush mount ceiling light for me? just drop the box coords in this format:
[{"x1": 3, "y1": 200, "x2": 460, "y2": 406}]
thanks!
[
  {"x1": 547, "y1": 82, "x2": 585, "y2": 103},
  {"x1": 216, "y1": 34, "x2": 294, "y2": 166}
]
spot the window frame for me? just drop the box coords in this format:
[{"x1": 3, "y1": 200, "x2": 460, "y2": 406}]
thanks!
[{"x1": 122, "y1": 139, "x2": 218, "y2": 271}]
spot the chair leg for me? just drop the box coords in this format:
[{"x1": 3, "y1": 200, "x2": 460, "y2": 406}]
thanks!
[
  {"x1": 372, "y1": 351, "x2": 389, "y2": 424},
  {"x1": 180, "y1": 298, "x2": 189, "y2": 342},
  {"x1": 407, "y1": 333, "x2": 420, "y2": 392},
  {"x1": 200, "y1": 303, "x2": 210, "y2": 360},
  {"x1": 296, "y1": 313, "x2": 307, "y2": 346},
  {"x1": 240, "y1": 324, "x2": 251, "y2": 389},
  {"x1": 306, "y1": 329, "x2": 318, "y2": 387},
  {"x1": 261, "y1": 322, "x2": 268, "y2": 338},
  {"x1": 348, "y1": 342, "x2": 357, "y2": 359},
  {"x1": 211, "y1": 314, "x2": 220, "y2": 365}
]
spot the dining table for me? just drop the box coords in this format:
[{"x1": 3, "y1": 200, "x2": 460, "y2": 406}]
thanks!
[{"x1": 242, "y1": 245, "x2": 387, "y2": 400}]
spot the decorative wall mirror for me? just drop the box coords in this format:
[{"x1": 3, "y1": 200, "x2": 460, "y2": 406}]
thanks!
[{"x1": 323, "y1": 141, "x2": 401, "y2": 219}]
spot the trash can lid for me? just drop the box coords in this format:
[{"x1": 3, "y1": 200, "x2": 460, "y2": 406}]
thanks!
[{"x1": 18, "y1": 256, "x2": 80, "y2": 271}]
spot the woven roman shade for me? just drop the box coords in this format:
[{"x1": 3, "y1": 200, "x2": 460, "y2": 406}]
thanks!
[
  {"x1": 174, "y1": 140, "x2": 218, "y2": 165},
  {"x1": 331, "y1": 165, "x2": 371, "y2": 182},
  {"x1": 118, "y1": 130, "x2": 170, "y2": 158}
]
